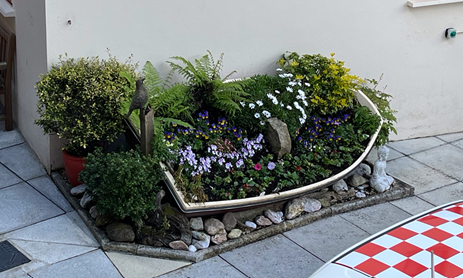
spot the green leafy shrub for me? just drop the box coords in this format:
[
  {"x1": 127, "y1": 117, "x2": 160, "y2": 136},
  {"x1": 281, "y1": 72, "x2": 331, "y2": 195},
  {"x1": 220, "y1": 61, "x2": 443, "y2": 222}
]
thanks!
[
  {"x1": 35, "y1": 54, "x2": 136, "y2": 156},
  {"x1": 278, "y1": 52, "x2": 364, "y2": 115},
  {"x1": 79, "y1": 148, "x2": 163, "y2": 227}
]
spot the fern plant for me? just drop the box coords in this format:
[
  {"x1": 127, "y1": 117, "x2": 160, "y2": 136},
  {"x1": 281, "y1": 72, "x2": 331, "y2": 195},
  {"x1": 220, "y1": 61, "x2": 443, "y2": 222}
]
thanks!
[{"x1": 167, "y1": 51, "x2": 250, "y2": 115}]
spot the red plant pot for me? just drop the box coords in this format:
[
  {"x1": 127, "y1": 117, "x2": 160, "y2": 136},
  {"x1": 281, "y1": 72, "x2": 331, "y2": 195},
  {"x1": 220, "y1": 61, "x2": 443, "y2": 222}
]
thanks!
[{"x1": 62, "y1": 149, "x2": 85, "y2": 186}]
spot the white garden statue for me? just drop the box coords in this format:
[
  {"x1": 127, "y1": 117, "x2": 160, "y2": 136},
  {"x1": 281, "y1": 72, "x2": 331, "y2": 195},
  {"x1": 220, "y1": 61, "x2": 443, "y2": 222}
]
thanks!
[{"x1": 370, "y1": 146, "x2": 394, "y2": 193}]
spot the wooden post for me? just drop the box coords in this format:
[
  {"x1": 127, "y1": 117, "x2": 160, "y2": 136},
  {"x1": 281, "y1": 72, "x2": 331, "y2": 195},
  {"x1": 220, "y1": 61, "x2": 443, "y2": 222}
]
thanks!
[{"x1": 140, "y1": 106, "x2": 154, "y2": 157}]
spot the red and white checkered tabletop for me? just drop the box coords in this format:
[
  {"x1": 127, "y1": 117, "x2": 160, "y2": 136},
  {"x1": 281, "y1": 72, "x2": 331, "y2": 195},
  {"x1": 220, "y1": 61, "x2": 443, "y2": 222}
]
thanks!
[{"x1": 333, "y1": 202, "x2": 463, "y2": 278}]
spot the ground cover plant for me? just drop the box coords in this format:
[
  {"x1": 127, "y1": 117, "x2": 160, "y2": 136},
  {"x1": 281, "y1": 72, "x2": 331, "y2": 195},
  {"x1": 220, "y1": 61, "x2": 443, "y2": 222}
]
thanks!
[{"x1": 156, "y1": 52, "x2": 383, "y2": 202}]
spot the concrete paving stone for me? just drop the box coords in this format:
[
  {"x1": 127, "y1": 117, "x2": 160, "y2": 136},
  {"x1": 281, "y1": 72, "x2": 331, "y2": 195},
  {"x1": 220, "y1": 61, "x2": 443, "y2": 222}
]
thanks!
[
  {"x1": 0, "y1": 127, "x2": 25, "y2": 150},
  {"x1": 0, "y1": 163, "x2": 22, "y2": 189},
  {"x1": 436, "y1": 132, "x2": 463, "y2": 143},
  {"x1": 417, "y1": 182, "x2": 463, "y2": 206},
  {"x1": 339, "y1": 202, "x2": 412, "y2": 235},
  {"x1": 3, "y1": 214, "x2": 99, "y2": 247},
  {"x1": 410, "y1": 144, "x2": 463, "y2": 181},
  {"x1": 66, "y1": 211, "x2": 99, "y2": 246},
  {"x1": 27, "y1": 250, "x2": 123, "y2": 278},
  {"x1": 389, "y1": 196, "x2": 436, "y2": 215},
  {"x1": 158, "y1": 256, "x2": 246, "y2": 278},
  {"x1": 0, "y1": 266, "x2": 29, "y2": 278},
  {"x1": 284, "y1": 215, "x2": 370, "y2": 262},
  {"x1": 451, "y1": 139, "x2": 463, "y2": 150},
  {"x1": 386, "y1": 157, "x2": 458, "y2": 195},
  {"x1": 0, "y1": 144, "x2": 46, "y2": 181},
  {"x1": 10, "y1": 239, "x2": 97, "y2": 266},
  {"x1": 0, "y1": 183, "x2": 63, "y2": 234},
  {"x1": 27, "y1": 175, "x2": 73, "y2": 212},
  {"x1": 366, "y1": 146, "x2": 403, "y2": 164},
  {"x1": 219, "y1": 234, "x2": 323, "y2": 278},
  {"x1": 387, "y1": 137, "x2": 445, "y2": 155},
  {"x1": 106, "y1": 251, "x2": 191, "y2": 278}
]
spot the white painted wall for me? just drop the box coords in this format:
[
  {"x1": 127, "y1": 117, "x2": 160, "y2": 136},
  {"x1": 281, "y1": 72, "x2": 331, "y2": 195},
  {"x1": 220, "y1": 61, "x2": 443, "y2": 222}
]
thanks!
[
  {"x1": 14, "y1": 0, "x2": 50, "y2": 170},
  {"x1": 14, "y1": 0, "x2": 463, "y2": 169}
]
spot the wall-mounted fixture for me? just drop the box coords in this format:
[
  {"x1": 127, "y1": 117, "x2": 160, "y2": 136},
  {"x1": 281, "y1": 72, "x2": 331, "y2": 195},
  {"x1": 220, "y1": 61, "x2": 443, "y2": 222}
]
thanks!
[{"x1": 445, "y1": 28, "x2": 463, "y2": 39}]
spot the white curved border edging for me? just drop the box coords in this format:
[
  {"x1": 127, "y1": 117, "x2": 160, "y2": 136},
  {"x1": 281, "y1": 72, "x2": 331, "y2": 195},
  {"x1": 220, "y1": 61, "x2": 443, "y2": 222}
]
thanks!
[{"x1": 163, "y1": 90, "x2": 383, "y2": 215}]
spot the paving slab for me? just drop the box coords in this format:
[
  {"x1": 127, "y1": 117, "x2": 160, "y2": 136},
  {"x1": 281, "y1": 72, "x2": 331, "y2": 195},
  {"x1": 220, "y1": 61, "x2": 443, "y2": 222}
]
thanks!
[
  {"x1": 0, "y1": 144, "x2": 46, "y2": 181},
  {"x1": 417, "y1": 182, "x2": 463, "y2": 206},
  {"x1": 410, "y1": 144, "x2": 463, "y2": 181},
  {"x1": 158, "y1": 256, "x2": 245, "y2": 278},
  {"x1": 339, "y1": 202, "x2": 412, "y2": 235},
  {"x1": 10, "y1": 239, "x2": 97, "y2": 266},
  {"x1": 0, "y1": 163, "x2": 22, "y2": 189},
  {"x1": 0, "y1": 128, "x2": 24, "y2": 150},
  {"x1": 387, "y1": 137, "x2": 445, "y2": 155},
  {"x1": 65, "y1": 211, "x2": 99, "y2": 246},
  {"x1": 451, "y1": 139, "x2": 463, "y2": 150},
  {"x1": 0, "y1": 183, "x2": 63, "y2": 234},
  {"x1": 386, "y1": 157, "x2": 457, "y2": 194},
  {"x1": 366, "y1": 146, "x2": 403, "y2": 164},
  {"x1": 2, "y1": 214, "x2": 99, "y2": 247},
  {"x1": 0, "y1": 266, "x2": 29, "y2": 278},
  {"x1": 436, "y1": 132, "x2": 463, "y2": 143},
  {"x1": 27, "y1": 175, "x2": 73, "y2": 212},
  {"x1": 219, "y1": 234, "x2": 323, "y2": 278},
  {"x1": 284, "y1": 215, "x2": 370, "y2": 262},
  {"x1": 389, "y1": 196, "x2": 436, "y2": 215},
  {"x1": 27, "y1": 250, "x2": 123, "y2": 278},
  {"x1": 106, "y1": 251, "x2": 191, "y2": 278}
]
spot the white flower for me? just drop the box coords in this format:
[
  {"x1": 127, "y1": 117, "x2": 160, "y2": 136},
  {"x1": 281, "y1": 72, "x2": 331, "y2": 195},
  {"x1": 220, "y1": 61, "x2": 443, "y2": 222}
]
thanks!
[
  {"x1": 299, "y1": 117, "x2": 305, "y2": 124},
  {"x1": 288, "y1": 81, "x2": 297, "y2": 86},
  {"x1": 280, "y1": 103, "x2": 284, "y2": 107},
  {"x1": 249, "y1": 103, "x2": 255, "y2": 109},
  {"x1": 298, "y1": 82, "x2": 302, "y2": 86},
  {"x1": 286, "y1": 87, "x2": 293, "y2": 93},
  {"x1": 303, "y1": 113, "x2": 307, "y2": 119},
  {"x1": 305, "y1": 83, "x2": 310, "y2": 87},
  {"x1": 272, "y1": 99, "x2": 278, "y2": 105},
  {"x1": 276, "y1": 68, "x2": 283, "y2": 72},
  {"x1": 240, "y1": 101, "x2": 245, "y2": 107},
  {"x1": 279, "y1": 74, "x2": 285, "y2": 78},
  {"x1": 298, "y1": 89, "x2": 305, "y2": 95},
  {"x1": 294, "y1": 101, "x2": 300, "y2": 109},
  {"x1": 303, "y1": 100, "x2": 308, "y2": 106},
  {"x1": 296, "y1": 95, "x2": 302, "y2": 100},
  {"x1": 287, "y1": 105, "x2": 292, "y2": 110},
  {"x1": 263, "y1": 110, "x2": 271, "y2": 118},
  {"x1": 256, "y1": 100, "x2": 263, "y2": 106},
  {"x1": 274, "y1": 90, "x2": 280, "y2": 94},
  {"x1": 254, "y1": 113, "x2": 261, "y2": 118},
  {"x1": 260, "y1": 121, "x2": 265, "y2": 125}
]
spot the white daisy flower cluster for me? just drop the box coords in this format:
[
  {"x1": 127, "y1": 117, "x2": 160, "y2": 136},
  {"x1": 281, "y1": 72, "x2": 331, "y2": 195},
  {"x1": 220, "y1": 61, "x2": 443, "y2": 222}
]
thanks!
[{"x1": 267, "y1": 93, "x2": 279, "y2": 105}]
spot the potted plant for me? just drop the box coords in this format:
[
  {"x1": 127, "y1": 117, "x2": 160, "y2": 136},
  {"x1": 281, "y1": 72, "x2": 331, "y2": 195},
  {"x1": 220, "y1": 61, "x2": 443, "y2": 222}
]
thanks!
[{"x1": 35, "y1": 54, "x2": 136, "y2": 186}]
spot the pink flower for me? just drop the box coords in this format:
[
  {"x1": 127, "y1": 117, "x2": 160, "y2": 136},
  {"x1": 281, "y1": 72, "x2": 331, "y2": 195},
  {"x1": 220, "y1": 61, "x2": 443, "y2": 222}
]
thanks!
[{"x1": 254, "y1": 163, "x2": 262, "y2": 170}]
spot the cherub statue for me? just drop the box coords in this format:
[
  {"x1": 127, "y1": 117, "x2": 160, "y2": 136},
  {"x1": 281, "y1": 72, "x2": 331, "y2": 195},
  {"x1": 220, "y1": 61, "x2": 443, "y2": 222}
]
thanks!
[{"x1": 370, "y1": 146, "x2": 394, "y2": 193}]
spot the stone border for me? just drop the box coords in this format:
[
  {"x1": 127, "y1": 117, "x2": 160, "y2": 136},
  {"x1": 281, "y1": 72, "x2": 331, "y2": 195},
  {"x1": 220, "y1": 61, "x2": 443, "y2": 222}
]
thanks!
[{"x1": 52, "y1": 172, "x2": 414, "y2": 263}]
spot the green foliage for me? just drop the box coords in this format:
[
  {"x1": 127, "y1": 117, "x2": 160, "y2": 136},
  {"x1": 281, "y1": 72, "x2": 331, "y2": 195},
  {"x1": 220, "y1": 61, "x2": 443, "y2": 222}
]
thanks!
[
  {"x1": 35, "y1": 54, "x2": 136, "y2": 155},
  {"x1": 167, "y1": 51, "x2": 250, "y2": 115},
  {"x1": 79, "y1": 148, "x2": 163, "y2": 226},
  {"x1": 361, "y1": 77, "x2": 397, "y2": 146},
  {"x1": 279, "y1": 52, "x2": 364, "y2": 115}
]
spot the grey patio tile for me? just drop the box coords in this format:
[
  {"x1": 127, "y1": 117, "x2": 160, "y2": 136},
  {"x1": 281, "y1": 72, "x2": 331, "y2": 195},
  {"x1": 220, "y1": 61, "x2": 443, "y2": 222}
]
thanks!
[
  {"x1": 0, "y1": 128, "x2": 24, "y2": 149},
  {"x1": 219, "y1": 234, "x2": 323, "y2": 278},
  {"x1": 436, "y1": 132, "x2": 463, "y2": 143},
  {"x1": 0, "y1": 266, "x2": 29, "y2": 278},
  {"x1": 386, "y1": 157, "x2": 457, "y2": 195},
  {"x1": 451, "y1": 139, "x2": 463, "y2": 150},
  {"x1": 3, "y1": 214, "x2": 99, "y2": 247},
  {"x1": 284, "y1": 215, "x2": 370, "y2": 262},
  {"x1": 156, "y1": 256, "x2": 244, "y2": 278},
  {"x1": 0, "y1": 143, "x2": 46, "y2": 181},
  {"x1": 366, "y1": 146, "x2": 403, "y2": 164},
  {"x1": 27, "y1": 250, "x2": 123, "y2": 278},
  {"x1": 389, "y1": 196, "x2": 435, "y2": 215},
  {"x1": 10, "y1": 239, "x2": 96, "y2": 266},
  {"x1": 106, "y1": 251, "x2": 190, "y2": 278},
  {"x1": 27, "y1": 175, "x2": 73, "y2": 212},
  {"x1": 0, "y1": 183, "x2": 63, "y2": 234},
  {"x1": 339, "y1": 202, "x2": 412, "y2": 235},
  {"x1": 66, "y1": 211, "x2": 99, "y2": 246},
  {"x1": 387, "y1": 137, "x2": 445, "y2": 155},
  {"x1": 0, "y1": 163, "x2": 22, "y2": 189},
  {"x1": 417, "y1": 182, "x2": 463, "y2": 206},
  {"x1": 410, "y1": 144, "x2": 463, "y2": 181}
]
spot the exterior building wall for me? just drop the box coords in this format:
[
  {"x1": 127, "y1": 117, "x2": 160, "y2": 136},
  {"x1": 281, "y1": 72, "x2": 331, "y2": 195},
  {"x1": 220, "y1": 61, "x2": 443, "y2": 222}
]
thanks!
[{"x1": 13, "y1": 0, "x2": 463, "y2": 169}]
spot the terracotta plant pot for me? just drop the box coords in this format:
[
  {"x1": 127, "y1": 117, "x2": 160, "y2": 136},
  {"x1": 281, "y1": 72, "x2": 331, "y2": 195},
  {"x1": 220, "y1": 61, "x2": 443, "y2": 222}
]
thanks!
[{"x1": 62, "y1": 149, "x2": 85, "y2": 186}]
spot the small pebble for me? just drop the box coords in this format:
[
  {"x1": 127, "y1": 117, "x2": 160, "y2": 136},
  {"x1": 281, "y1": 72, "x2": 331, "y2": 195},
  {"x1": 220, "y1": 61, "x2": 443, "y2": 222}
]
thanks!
[
  {"x1": 357, "y1": 186, "x2": 364, "y2": 190},
  {"x1": 355, "y1": 191, "x2": 366, "y2": 198},
  {"x1": 188, "y1": 245, "x2": 197, "y2": 252},
  {"x1": 245, "y1": 221, "x2": 257, "y2": 229}
]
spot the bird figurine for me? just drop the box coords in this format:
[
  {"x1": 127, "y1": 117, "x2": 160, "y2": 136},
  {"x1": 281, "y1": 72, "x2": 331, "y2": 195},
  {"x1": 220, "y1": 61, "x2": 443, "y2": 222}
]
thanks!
[{"x1": 126, "y1": 77, "x2": 148, "y2": 118}]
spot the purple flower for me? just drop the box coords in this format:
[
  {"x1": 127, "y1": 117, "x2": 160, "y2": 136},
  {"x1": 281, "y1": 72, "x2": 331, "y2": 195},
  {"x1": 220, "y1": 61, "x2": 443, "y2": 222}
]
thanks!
[{"x1": 267, "y1": 162, "x2": 276, "y2": 170}]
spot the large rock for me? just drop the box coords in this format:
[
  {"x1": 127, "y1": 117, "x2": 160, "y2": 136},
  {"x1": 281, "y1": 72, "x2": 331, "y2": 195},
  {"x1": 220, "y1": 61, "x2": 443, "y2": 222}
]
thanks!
[
  {"x1": 70, "y1": 184, "x2": 87, "y2": 197},
  {"x1": 89, "y1": 206, "x2": 99, "y2": 219},
  {"x1": 204, "y1": 218, "x2": 225, "y2": 236},
  {"x1": 106, "y1": 223, "x2": 135, "y2": 242},
  {"x1": 95, "y1": 214, "x2": 114, "y2": 227},
  {"x1": 190, "y1": 217, "x2": 204, "y2": 231},
  {"x1": 255, "y1": 215, "x2": 273, "y2": 226},
  {"x1": 332, "y1": 179, "x2": 348, "y2": 193},
  {"x1": 169, "y1": 240, "x2": 189, "y2": 251},
  {"x1": 285, "y1": 196, "x2": 321, "y2": 220},
  {"x1": 192, "y1": 231, "x2": 210, "y2": 249},
  {"x1": 222, "y1": 212, "x2": 237, "y2": 232},
  {"x1": 264, "y1": 210, "x2": 284, "y2": 224},
  {"x1": 80, "y1": 192, "x2": 94, "y2": 209},
  {"x1": 347, "y1": 174, "x2": 368, "y2": 187},
  {"x1": 211, "y1": 229, "x2": 228, "y2": 245},
  {"x1": 228, "y1": 229, "x2": 243, "y2": 239},
  {"x1": 265, "y1": 117, "x2": 291, "y2": 159}
]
